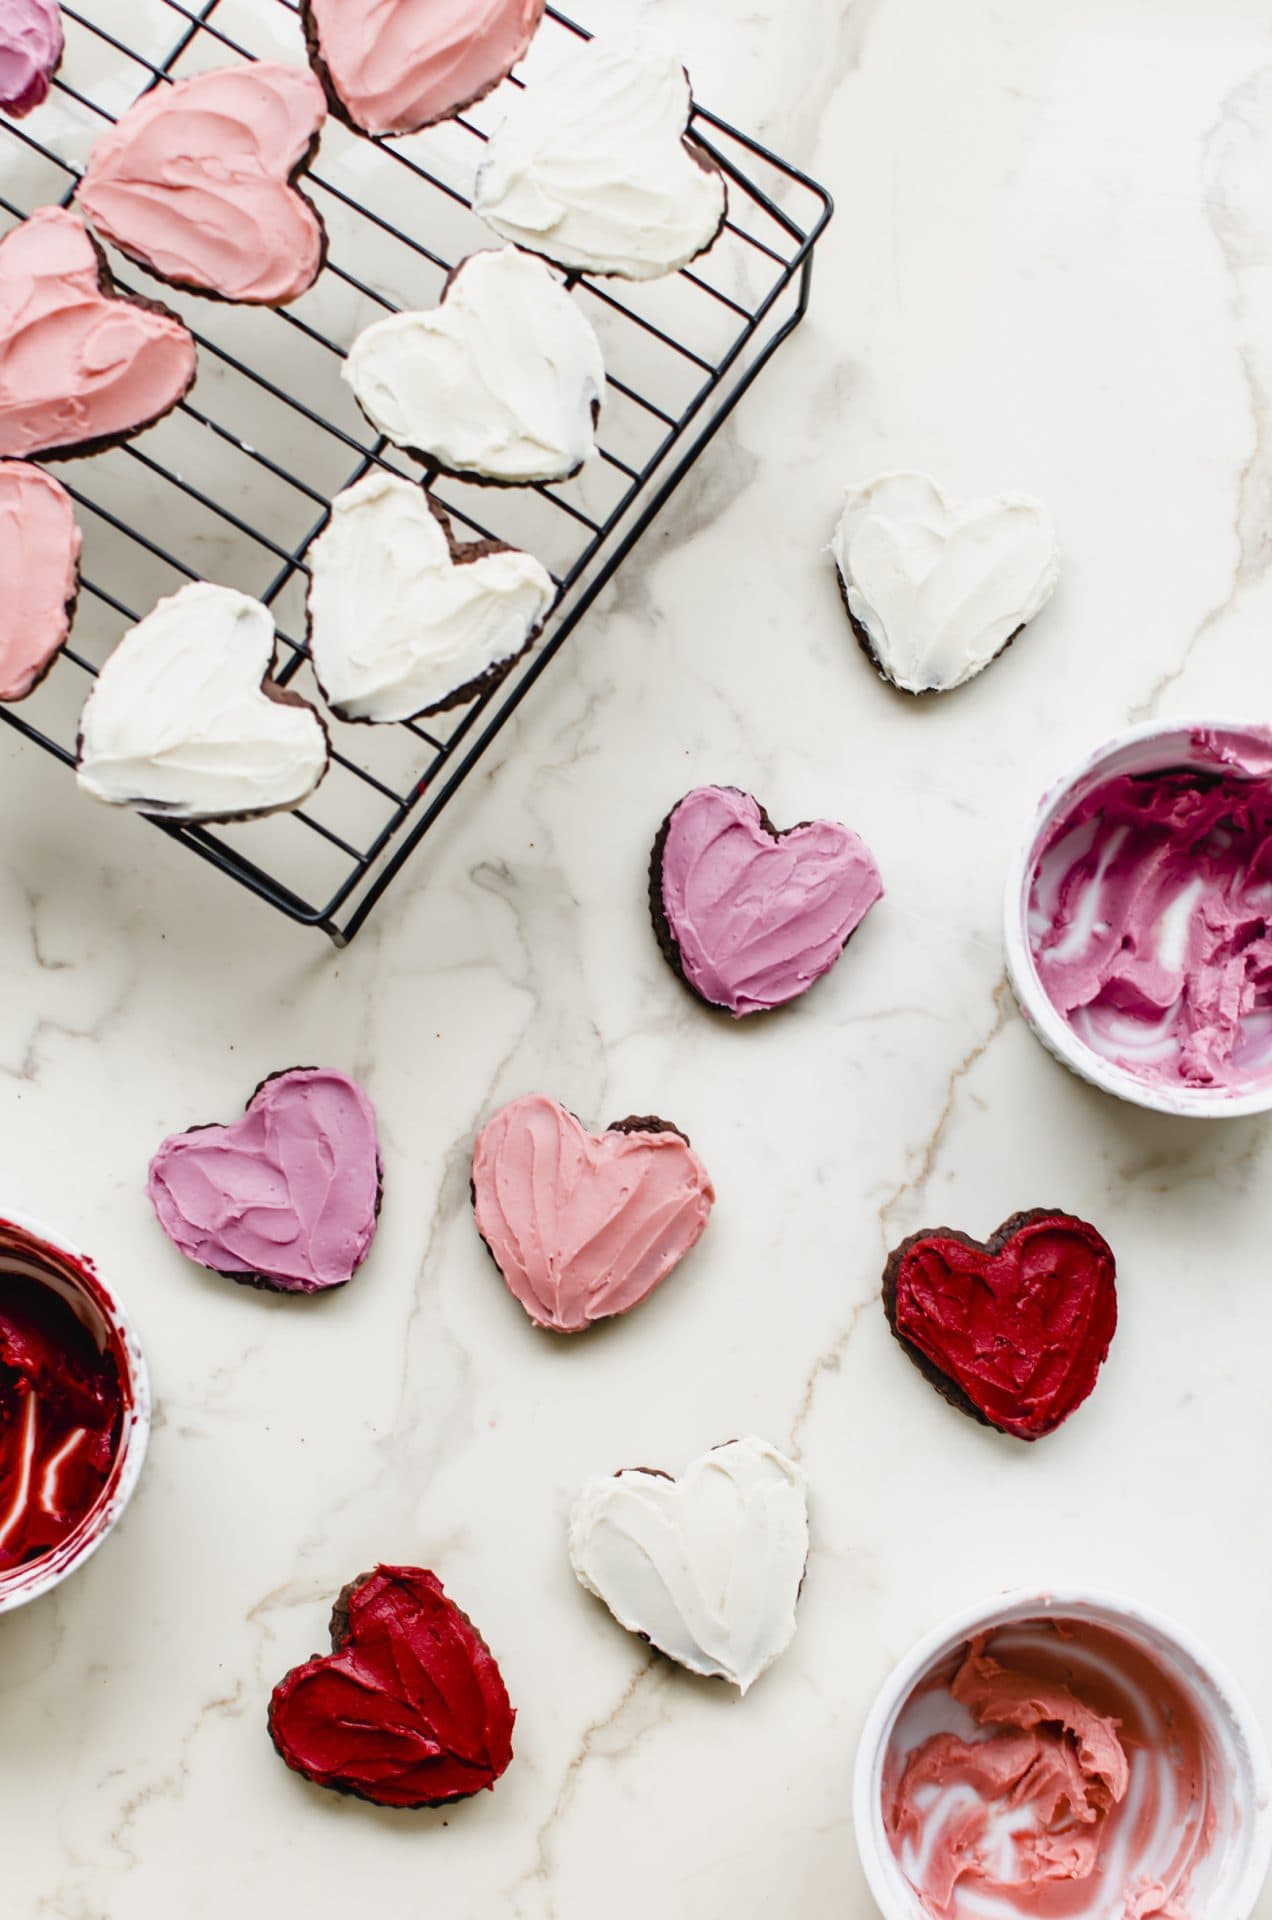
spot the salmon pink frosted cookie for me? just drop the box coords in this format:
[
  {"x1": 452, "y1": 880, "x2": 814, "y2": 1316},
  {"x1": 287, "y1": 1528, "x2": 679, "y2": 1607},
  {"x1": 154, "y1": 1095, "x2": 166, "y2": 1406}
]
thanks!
[
  {"x1": 0, "y1": 0, "x2": 63, "y2": 120},
  {"x1": 302, "y1": 0, "x2": 544, "y2": 136},
  {"x1": 0, "y1": 461, "x2": 80, "y2": 701}
]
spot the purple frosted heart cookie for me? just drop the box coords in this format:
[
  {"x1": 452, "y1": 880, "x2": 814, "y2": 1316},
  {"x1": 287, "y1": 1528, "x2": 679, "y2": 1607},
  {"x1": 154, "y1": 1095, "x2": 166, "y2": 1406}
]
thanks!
[
  {"x1": 649, "y1": 785, "x2": 883, "y2": 1018},
  {"x1": 0, "y1": 0, "x2": 63, "y2": 120},
  {"x1": 147, "y1": 1067, "x2": 382, "y2": 1294}
]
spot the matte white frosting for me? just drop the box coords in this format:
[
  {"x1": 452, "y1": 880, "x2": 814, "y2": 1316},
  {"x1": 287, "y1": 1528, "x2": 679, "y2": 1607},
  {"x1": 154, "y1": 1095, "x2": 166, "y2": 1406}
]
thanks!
[
  {"x1": 568, "y1": 1436, "x2": 808, "y2": 1694},
  {"x1": 76, "y1": 582, "x2": 329, "y2": 822},
  {"x1": 473, "y1": 40, "x2": 726, "y2": 281},
  {"x1": 307, "y1": 471, "x2": 555, "y2": 721},
  {"x1": 342, "y1": 248, "x2": 605, "y2": 483},
  {"x1": 830, "y1": 472, "x2": 1059, "y2": 694}
]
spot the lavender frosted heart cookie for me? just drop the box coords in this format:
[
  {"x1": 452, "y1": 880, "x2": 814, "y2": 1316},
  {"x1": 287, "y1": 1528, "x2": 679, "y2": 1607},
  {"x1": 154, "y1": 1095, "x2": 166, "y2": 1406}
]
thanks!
[
  {"x1": 148, "y1": 1067, "x2": 382, "y2": 1294},
  {"x1": 649, "y1": 785, "x2": 883, "y2": 1018},
  {"x1": 0, "y1": 0, "x2": 63, "y2": 119}
]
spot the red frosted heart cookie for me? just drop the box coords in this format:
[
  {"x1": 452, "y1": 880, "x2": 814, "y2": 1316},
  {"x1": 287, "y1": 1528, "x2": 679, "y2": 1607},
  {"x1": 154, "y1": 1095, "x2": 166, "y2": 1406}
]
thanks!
[
  {"x1": 0, "y1": 207, "x2": 196, "y2": 459},
  {"x1": 883, "y1": 1210, "x2": 1117, "y2": 1440},
  {"x1": 78, "y1": 63, "x2": 328, "y2": 306},
  {"x1": 471, "y1": 1093, "x2": 714, "y2": 1332},
  {"x1": 268, "y1": 1565, "x2": 515, "y2": 1807},
  {"x1": 0, "y1": 460, "x2": 80, "y2": 701}
]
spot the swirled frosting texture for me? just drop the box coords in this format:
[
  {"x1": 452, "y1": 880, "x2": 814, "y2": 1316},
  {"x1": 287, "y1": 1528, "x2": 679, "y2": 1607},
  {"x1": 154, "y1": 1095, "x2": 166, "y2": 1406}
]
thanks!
[
  {"x1": 569, "y1": 1438, "x2": 808, "y2": 1693},
  {"x1": 0, "y1": 0, "x2": 62, "y2": 119},
  {"x1": 471, "y1": 1093, "x2": 714, "y2": 1332},
  {"x1": 76, "y1": 581, "x2": 329, "y2": 822},
  {"x1": 0, "y1": 1234, "x2": 126, "y2": 1572},
  {"x1": 269, "y1": 1565, "x2": 515, "y2": 1806},
  {"x1": 0, "y1": 208, "x2": 196, "y2": 458},
  {"x1": 148, "y1": 1068, "x2": 381, "y2": 1294},
  {"x1": 1028, "y1": 732, "x2": 1272, "y2": 1091},
  {"x1": 474, "y1": 41, "x2": 726, "y2": 281},
  {"x1": 884, "y1": 1619, "x2": 1220, "y2": 1918},
  {"x1": 307, "y1": 471, "x2": 554, "y2": 721},
  {"x1": 0, "y1": 460, "x2": 79, "y2": 700},
  {"x1": 343, "y1": 247, "x2": 605, "y2": 483},
  {"x1": 655, "y1": 785, "x2": 883, "y2": 1016},
  {"x1": 78, "y1": 62, "x2": 327, "y2": 306},
  {"x1": 304, "y1": 0, "x2": 543, "y2": 136}
]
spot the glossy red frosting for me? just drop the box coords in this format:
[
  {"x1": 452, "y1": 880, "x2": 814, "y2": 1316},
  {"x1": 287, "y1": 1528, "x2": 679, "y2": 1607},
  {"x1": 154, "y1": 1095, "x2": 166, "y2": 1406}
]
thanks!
[
  {"x1": 0, "y1": 1238, "x2": 127, "y2": 1570},
  {"x1": 268, "y1": 1565, "x2": 515, "y2": 1807},
  {"x1": 886, "y1": 1211, "x2": 1117, "y2": 1440}
]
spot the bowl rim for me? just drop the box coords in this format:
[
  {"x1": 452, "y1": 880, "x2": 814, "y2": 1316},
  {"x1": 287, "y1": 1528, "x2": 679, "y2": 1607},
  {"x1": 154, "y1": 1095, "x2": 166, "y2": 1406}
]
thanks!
[
  {"x1": 1003, "y1": 716, "x2": 1272, "y2": 1118},
  {"x1": 0, "y1": 1206, "x2": 151, "y2": 1614},
  {"x1": 852, "y1": 1583, "x2": 1272, "y2": 1920}
]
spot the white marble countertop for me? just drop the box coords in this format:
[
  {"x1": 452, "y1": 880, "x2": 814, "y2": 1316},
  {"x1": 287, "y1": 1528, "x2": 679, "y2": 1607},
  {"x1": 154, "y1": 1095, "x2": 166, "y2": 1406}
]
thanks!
[{"x1": 6, "y1": 0, "x2": 1272, "y2": 1914}]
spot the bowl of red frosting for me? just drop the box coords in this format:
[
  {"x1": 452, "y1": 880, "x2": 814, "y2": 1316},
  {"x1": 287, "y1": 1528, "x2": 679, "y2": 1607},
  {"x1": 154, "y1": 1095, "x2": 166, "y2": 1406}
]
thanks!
[
  {"x1": 1005, "y1": 721, "x2": 1272, "y2": 1116},
  {"x1": 0, "y1": 1211, "x2": 149, "y2": 1612},
  {"x1": 853, "y1": 1587, "x2": 1272, "y2": 1919}
]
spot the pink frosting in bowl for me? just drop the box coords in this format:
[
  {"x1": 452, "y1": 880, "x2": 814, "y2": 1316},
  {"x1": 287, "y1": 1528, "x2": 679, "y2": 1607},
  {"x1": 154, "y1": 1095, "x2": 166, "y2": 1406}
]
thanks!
[
  {"x1": 0, "y1": 0, "x2": 63, "y2": 120},
  {"x1": 1005, "y1": 722, "x2": 1272, "y2": 1116}
]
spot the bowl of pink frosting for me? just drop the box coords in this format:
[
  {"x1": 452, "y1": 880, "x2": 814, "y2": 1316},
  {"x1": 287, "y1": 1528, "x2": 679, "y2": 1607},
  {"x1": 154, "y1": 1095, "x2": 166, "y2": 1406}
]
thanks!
[
  {"x1": 0, "y1": 1209, "x2": 150, "y2": 1613},
  {"x1": 853, "y1": 1587, "x2": 1272, "y2": 1920},
  {"x1": 1004, "y1": 721, "x2": 1272, "y2": 1116}
]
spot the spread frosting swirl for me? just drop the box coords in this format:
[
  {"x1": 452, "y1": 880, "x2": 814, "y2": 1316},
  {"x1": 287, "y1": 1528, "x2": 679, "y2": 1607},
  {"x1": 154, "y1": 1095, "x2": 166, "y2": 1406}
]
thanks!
[
  {"x1": 147, "y1": 1068, "x2": 381, "y2": 1294},
  {"x1": 0, "y1": 460, "x2": 80, "y2": 701},
  {"x1": 0, "y1": 0, "x2": 63, "y2": 120},
  {"x1": 78, "y1": 62, "x2": 328, "y2": 306},
  {"x1": 303, "y1": 0, "x2": 545, "y2": 137}
]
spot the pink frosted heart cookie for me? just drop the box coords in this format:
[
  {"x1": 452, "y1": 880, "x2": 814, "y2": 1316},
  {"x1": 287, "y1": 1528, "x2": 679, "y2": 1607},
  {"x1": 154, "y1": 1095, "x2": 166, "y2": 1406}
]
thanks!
[
  {"x1": 0, "y1": 460, "x2": 80, "y2": 701},
  {"x1": 301, "y1": 0, "x2": 545, "y2": 137},
  {"x1": 78, "y1": 63, "x2": 328, "y2": 306},
  {"x1": 650, "y1": 785, "x2": 883, "y2": 1018},
  {"x1": 147, "y1": 1068, "x2": 382, "y2": 1295},
  {"x1": 0, "y1": 0, "x2": 63, "y2": 120},
  {"x1": 471, "y1": 1093, "x2": 714, "y2": 1333},
  {"x1": 0, "y1": 208, "x2": 196, "y2": 460}
]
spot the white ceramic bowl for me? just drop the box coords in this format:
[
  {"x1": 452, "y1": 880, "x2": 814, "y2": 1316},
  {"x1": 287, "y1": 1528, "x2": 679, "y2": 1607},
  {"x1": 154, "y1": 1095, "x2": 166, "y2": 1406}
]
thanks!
[
  {"x1": 1004, "y1": 718, "x2": 1272, "y2": 1118},
  {"x1": 0, "y1": 1209, "x2": 150, "y2": 1613},
  {"x1": 853, "y1": 1587, "x2": 1272, "y2": 1920}
]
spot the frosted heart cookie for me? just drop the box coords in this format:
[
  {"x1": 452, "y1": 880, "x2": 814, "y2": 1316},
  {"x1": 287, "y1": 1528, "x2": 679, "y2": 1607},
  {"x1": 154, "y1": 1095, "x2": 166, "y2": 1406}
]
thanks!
[
  {"x1": 884, "y1": 1210, "x2": 1118, "y2": 1440},
  {"x1": 75, "y1": 581, "x2": 329, "y2": 822},
  {"x1": 343, "y1": 247, "x2": 604, "y2": 484},
  {"x1": 269, "y1": 1565, "x2": 515, "y2": 1806},
  {"x1": 474, "y1": 41, "x2": 726, "y2": 281},
  {"x1": 650, "y1": 785, "x2": 883, "y2": 1018},
  {"x1": 0, "y1": 0, "x2": 62, "y2": 118},
  {"x1": 471, "y1": 1092, "x2": 714, "y2": 1333},
  {"x1": 0, "y1": 208, "x2": 196, "y2": 460},
  {"x1": 78, "y1": 62, "x2": 327, "y2": 306},
  {"x1": 301, "y1": 0, "x2": 544, "y2": 137},
  {"x1": 831, "y1": 473, "x2": 1059, "y2": 695},
  {"x1": 148, "y1": 1068, "x2": 382, "y2": 1295},
  {"x1": 0, "y1": 460, "x2": 80, "y2": 701},
  {"x1": 307, "y1": 471, "x2": 554, "y2": 721},
  {"x1": 569, "y1": 1437, "x2": 808, "y2": 1693}
]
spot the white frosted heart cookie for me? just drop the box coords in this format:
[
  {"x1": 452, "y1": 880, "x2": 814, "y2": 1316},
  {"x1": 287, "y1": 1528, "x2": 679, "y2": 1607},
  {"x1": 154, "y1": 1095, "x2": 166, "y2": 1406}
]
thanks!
[
  {"x1": 76, "y1": 582, "x2": 329, "y2": 822},
  {"x1": 569, "y1": 1436, "x2": 808, "y2": 1693},
  {"x1": 831, "y1": 473, "x2": 1059, "y2": 695},
  {"x1": 342, "y1": 248, "x2": 604, "y2": 485},
  {"x1": 307, "y1": 473, "x2": 555, "y2": 722},
  {"x1": 474, "y1": 40, "x2": 726, "y2": 281}
]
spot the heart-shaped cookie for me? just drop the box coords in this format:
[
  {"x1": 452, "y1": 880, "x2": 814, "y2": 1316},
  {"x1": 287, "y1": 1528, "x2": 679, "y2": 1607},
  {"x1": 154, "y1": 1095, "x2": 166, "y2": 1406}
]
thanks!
[
  {"x1": 884, "y1": 1210, "x2": 1118, "y2": 1441},
  {"x1": 650, "y1": 785, "x2": 883, "y2": 1018},
  {"x1": 302, "y1": 0, "x2": 544, "y2": 137},
  {"x1": 569, "y1": 1437, "x2": 808, "y2": 1693},
  {"x1": 0, "y1": 207, "x2": 196, "y2": 460},
  {"x1": 269, "y1": 1565, "x2": 515, "y2": 1807},
  {"x1": 343, "y1": 247, "x2": 605, "y2": 484},
  {"x1": 0, "y1": 460, "x2": 80, "y2": 701},
  {"x1": 471, "y1": 1093, "x2": 714, "y2": 1333},
  {"x1": 307, "y1": 472, "x2": 554, "y2": 721},
  {"x1": 0, "y1": 0, "x2": 63, "y2": 119},
  {"x1": 78, "y1": 62, "x2": 327, "y2": 306},
  {"x1": 474, "y1": 40, "x2": 727, "y2": 281},
  {"x1": 831, "y1": 473, "x2": 1059, "y2": 695},
  {"x1": 147, "y1": 1068, "x2": 382, "y2": 1295},
  {"x1": 76, "y1": 580, "x2": 329, "y2": 822}
]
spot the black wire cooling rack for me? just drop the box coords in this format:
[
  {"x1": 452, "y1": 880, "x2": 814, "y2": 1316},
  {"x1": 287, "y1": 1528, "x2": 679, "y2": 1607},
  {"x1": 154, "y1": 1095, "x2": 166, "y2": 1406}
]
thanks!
[{"x1": 0, "y1": 0, "x2": 832, "y2": 943}]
